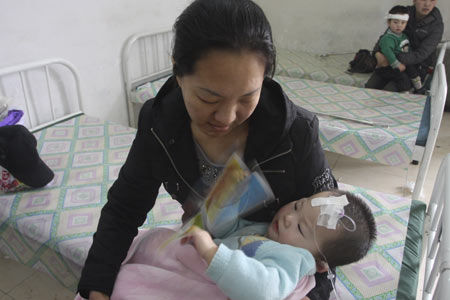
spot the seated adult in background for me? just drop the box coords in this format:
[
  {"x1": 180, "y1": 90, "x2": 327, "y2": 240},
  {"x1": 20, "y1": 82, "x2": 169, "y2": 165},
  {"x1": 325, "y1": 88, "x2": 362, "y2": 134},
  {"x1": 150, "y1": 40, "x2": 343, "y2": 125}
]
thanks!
[{"x1": 365, "y1": 0, "x2": 443, "y2": 92}]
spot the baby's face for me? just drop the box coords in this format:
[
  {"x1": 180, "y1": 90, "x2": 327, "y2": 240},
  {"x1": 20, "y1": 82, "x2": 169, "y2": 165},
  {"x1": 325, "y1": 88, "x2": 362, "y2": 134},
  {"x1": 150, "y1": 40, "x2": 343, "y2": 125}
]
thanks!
[
  {"x1": 267, "y1": 191, "x2": 337, "y2": 258},
  {"x1": 388, "y1": 18, "x2": 408, "y2": 35}
]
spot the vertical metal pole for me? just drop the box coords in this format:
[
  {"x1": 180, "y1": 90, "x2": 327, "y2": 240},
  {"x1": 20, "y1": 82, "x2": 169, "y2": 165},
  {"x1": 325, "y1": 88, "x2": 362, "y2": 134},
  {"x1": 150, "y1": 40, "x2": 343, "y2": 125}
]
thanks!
[
  {"x1": 44, "y1": 65, "x2": 56, "y2": 120},
  {"x1": 19, "y1": 71, "x2": 33, "y2": 127}
]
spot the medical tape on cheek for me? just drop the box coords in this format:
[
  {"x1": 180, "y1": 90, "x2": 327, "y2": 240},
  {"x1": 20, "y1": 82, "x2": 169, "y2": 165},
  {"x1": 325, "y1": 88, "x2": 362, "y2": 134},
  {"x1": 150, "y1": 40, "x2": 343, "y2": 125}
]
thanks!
[{"x1": 311, "y1": 195, "x2": 352, "y2": 230}]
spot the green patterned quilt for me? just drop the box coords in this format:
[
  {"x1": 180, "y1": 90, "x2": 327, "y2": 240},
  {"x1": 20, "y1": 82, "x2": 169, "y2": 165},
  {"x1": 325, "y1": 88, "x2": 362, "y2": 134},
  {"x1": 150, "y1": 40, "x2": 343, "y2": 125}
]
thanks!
[
  {"x1": 333, "y1": 183, "x2": 412, "y2": 300},
  {"x1": 276, "y1": 48, "x2": 372, "y2": 87},
  {"x1": 275, "y1": 76, "x2": 427, "y2": 167},
  {"x1": 0, "y1": 115, "x2": 182, "y2": 291}
]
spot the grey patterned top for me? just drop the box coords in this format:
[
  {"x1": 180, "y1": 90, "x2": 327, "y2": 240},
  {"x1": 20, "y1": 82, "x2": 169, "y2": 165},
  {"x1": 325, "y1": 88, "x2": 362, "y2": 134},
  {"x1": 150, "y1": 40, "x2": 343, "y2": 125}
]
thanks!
[{"x1": 194, "y1": 141, "x2": 224, "y2": 190}]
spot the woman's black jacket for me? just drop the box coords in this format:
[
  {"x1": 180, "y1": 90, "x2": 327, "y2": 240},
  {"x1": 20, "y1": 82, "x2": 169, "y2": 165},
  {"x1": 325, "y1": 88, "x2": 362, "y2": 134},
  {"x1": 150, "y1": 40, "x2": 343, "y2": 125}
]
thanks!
[{"x1": 78, "y1": 76, "x2": 336, "y2": 298}]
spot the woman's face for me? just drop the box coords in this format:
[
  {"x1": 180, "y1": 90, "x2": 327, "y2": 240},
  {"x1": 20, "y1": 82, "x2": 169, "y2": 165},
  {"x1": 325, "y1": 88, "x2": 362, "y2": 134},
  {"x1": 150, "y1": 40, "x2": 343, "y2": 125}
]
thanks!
[
  {"x1": 414, "y1": 0, "x2": 437, "y2": 18},
  {"x1": 176, "y1": 50, "x2": 266, "y2": 138}
]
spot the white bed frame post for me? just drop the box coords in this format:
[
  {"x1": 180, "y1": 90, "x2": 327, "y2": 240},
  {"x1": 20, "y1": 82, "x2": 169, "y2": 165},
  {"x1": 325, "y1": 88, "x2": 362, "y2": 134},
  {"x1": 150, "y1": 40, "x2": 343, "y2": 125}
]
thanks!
[
  {"x1": 421, "y1": 154, "x2": 450, "y2": 299},
  {"x1": 412, "y1": 42, "x2": 448, "y2": 200},
  {"x1": 121, "y1": 29, "x2": 173, "y2": 128}
]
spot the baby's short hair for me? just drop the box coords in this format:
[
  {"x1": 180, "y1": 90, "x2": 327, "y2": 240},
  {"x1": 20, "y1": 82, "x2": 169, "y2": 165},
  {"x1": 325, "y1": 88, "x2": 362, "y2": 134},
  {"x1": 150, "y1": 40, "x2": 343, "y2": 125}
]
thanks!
[
  {"x1": 388, "y1": 5, "x2": 409, "y2": 18},
  {"x1": 320, "y1": 190, "x2": 376, "y2": 269}
]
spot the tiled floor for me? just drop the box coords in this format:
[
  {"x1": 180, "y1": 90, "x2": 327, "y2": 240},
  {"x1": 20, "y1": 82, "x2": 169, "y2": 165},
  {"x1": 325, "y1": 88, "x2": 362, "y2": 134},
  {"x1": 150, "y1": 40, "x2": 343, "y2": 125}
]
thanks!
[{"x1": 1, "y1": 112, "x2": 449, "y2": 299}]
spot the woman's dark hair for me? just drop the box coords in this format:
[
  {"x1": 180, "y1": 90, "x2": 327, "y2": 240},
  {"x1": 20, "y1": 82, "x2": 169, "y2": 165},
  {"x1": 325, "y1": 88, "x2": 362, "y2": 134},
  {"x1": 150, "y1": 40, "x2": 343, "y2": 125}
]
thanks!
[
  {"x1": 172, "y1": 0, "x2": 276, "y2": 78},
  {"x1": 388, "y1": 5, "x2": 409, "y2": 17}
]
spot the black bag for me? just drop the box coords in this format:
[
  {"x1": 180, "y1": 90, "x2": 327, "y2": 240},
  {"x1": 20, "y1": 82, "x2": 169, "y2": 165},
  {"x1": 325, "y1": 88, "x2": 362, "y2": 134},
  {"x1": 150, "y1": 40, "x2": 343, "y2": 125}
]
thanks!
[{"x1": 348, "y1": 49, "x2": 376, "y2": 73}]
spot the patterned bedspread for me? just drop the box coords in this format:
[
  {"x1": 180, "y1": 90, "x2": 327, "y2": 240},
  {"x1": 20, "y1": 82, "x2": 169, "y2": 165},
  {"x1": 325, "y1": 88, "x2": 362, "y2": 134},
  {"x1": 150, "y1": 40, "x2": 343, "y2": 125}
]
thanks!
[
  {"x1": 133, "y1": 76, "x2": 168, "y2": 104},
  {"x1": 0, "y1": 115, "x2": 412, "y2": 299},
  {"x1": 333, "y1": 183, "x2": 412, "y2": 299},
  {"x1": 0, "y1": 115, "x2": 182, "y2": 291},
  {"x1": 276, "y1": 48, "x2": 371, "y2": 87},
  {"x1": 275, "y1": 76, "x2": 427, "y2": 167}
]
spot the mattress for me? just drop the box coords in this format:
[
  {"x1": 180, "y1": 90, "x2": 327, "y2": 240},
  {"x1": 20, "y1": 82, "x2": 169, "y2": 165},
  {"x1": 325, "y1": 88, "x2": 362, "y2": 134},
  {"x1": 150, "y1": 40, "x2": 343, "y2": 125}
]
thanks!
[
  {"x1": 276, "y1": 48, "x2": 372, "y2": 87},
  {"x1": 0, "y1": 115, "x2": 182, "y2": 291},
  {"x1": 132, "y1": 76, "x2": 168, "y2": 104},
  {"x1": 275, "y1": 76, "x2": 427, "y2": 167}
]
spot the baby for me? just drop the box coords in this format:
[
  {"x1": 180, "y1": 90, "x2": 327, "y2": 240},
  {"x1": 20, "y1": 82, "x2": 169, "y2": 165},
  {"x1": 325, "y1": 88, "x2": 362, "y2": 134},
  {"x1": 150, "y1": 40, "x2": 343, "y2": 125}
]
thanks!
[{"x1": 182, "y1": 189, "x2": 377, "y2": 300}]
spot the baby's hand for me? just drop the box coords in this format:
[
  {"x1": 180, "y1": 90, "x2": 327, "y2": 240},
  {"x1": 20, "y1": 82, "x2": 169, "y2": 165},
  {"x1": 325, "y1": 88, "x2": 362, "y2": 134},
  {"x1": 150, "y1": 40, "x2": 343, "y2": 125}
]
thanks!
[
  {"x1": 181, "y1": 226, "x2": 218, "y2": 264},
  {"x1": 397, "y1": 63, "x2": 406, "y2": 72}
]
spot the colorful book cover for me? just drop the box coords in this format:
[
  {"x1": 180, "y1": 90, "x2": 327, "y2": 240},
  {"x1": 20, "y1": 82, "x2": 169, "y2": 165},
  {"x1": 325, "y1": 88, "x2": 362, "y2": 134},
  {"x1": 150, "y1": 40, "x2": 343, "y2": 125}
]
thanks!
[{"x1": 159, "y1": 153, "x2": 274, "y2": 249}]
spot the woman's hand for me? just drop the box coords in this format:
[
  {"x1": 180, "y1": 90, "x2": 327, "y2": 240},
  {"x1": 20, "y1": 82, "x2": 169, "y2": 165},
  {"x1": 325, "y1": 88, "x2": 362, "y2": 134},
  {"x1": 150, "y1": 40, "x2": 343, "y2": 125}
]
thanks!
[
  {"x1": 181, "y1": 226, "x2": 218, "y2": 265},
  {"x1": 89, "y1": 291, "x2": 110, "y2": 300},
  {"x1": 375, "y1": 52, "x2": 389, "y2": 68}
]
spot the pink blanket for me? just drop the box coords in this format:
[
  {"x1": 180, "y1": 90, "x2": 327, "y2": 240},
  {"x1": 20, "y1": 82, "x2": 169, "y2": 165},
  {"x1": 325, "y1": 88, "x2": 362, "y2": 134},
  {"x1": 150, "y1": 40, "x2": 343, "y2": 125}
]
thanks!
[{"x1": 76, "y1": 228, "x2": 315, "y2": 300}]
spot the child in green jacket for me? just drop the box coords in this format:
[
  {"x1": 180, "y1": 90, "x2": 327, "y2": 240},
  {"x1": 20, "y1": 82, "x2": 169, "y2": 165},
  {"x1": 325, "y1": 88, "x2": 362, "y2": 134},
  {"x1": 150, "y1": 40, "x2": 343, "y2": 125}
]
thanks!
[{"x1": 375, "y1": 5, "x2": 422, "y2": 92}]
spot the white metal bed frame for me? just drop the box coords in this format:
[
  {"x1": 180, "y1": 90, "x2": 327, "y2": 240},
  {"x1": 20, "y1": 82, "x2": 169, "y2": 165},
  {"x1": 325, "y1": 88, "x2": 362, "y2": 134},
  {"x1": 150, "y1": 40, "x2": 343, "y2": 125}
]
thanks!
[
  {"x1": 0, "y1": 58, "x2": 84, "y2": 132},
  {"x1": 421, "y1": 153, "x2": 450, "y2": 299},
  {"x1": 122, "y1": 28, "x2": 173, "y2": 128},
  {"x1": 412, "y1": 45, "x2": 448, "y2": 201}
]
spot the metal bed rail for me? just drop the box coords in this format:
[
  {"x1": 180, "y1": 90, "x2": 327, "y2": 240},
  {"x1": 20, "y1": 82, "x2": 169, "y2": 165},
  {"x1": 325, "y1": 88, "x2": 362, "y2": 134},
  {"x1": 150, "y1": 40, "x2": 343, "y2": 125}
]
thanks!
[
  {"x1": 436, "y1": 41, "x2": 449, "y2": 66},
  {"x1": 0, "y1": 58, "x2": 84, "y2": 132},
  {"x1": 122, "y1": 28, "x2": 173, "y2": 127},
  {"x1": 422, "y1": 154, "x2": 450, "y2": 299},
  {"x1": 412, "y1": 58, "x2": 448, "y2": 200}
]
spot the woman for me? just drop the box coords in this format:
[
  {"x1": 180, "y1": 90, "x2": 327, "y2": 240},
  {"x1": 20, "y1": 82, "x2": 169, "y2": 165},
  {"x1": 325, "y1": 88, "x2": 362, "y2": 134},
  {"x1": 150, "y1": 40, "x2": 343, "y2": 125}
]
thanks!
[{"x1": 78, "y1": 0, "x2": 336, "y2": 299}]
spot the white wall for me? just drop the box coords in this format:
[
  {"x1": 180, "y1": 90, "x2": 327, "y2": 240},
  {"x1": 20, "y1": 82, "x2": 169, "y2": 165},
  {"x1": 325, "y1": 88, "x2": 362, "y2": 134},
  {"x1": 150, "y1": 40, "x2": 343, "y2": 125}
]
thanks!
[
  {"x1": 0, "y1": 0, "x2": 189, "y2": 126},
  {"x1": 1, "y1": 1, "x2": 448, "y2": 126},
  {"x1": 255, "y1": 0, "x2": 449, "y2": 54}
]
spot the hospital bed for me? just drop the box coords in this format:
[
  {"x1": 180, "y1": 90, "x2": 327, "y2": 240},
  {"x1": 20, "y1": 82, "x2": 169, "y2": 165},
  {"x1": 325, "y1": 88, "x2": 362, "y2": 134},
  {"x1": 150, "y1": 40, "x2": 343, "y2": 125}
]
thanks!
[{"x1": 0, "y1": 58, "x2": 182, "y2": 291}]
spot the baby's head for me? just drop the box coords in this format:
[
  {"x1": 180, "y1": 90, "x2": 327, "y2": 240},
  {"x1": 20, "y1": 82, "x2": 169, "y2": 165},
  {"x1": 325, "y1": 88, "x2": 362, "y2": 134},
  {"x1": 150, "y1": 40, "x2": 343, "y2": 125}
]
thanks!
[
  {"x1": 267, "y1": 190, "x2": 376, "y2": 270},
  {"x1": 386, "y1": 5, "x2": 409, "y2": 35}
]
